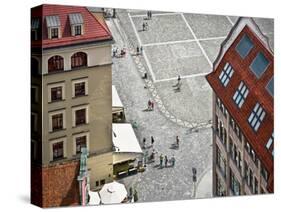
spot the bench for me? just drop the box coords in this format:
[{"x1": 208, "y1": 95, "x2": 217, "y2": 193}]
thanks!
[
  {"x1": 117, "y1": 171, "x2": 128, "y2": 178},
  {"x1": 128, "y1": 167, "x2": 138, "y2": 175}
]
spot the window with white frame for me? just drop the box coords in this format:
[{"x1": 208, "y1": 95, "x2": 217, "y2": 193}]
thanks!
[
  {"x1": 72, "y1": 105, "x2": 89, "y2": 127},
  {"x1": 248, "y1": 102, "x2": 266, "y2": 132},
  {"x1": 266, "y1": 132, "x2": 274, "y2": 157},
  {"x1": 219, "y1": 62, "x2": 234, "y2": 87},
  {"x1": 48, "y1": 82, "x2": 65, "y2": 102},
  {"x1": 73, "y1": 132, "x2": 89, "y2": 155},
  {"x1": 233, "y1": 81, "x2": 249, "y2": 108},
  {"x1": 48, "y1": 109, "x2": 66, "y2": 132},
  {"x1": 72, "y1": 78, "x2": 88, "y2": 97},
  {"x1": 69, "y1": 13, "x2": 84, "y2": 36},
  {"x1": 46, "y1": 15, "x2": 61, "y2": 39},
  {"x1": 50, "y1": 137, "x2": 66, "y2": 161}
]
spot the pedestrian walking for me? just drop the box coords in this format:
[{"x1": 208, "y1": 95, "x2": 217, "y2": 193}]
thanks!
[
  {"x1": 142, "y1": 71, "x2": 148, "y2": 79},
  {"x1": 140, "y1": 46, "x2": 143, "y2": 55},
  {"x1": 164, "y1": 155, "x2": 168, "y2": 167},
  {"x1": 142, "y1": 22, "x2": 146, "y2": 31},
  {"x1": 136, "y1": 46, "x2": 139, "y2": 55},
  {"x1": 151, "y1": 136, "x2": 155, "y2": 147},
  {"x1": 148, "y1": 99, "x2": 152, "y2": 110},
  {"x1": 159, "y1": 154, "x2": 163, "y2": 168},
  {"x1": 133, "y1": 189, "x2": 138, "y2": 202},
  {"x1": 147, "y1": 11, "x2": 150, "y2": 19},
  {"x1": 143, "y1": 137, "x2": 146, "y2": 149},
  {"x1": 151, "y1": 101, "x2": 154, "y2": 110},
  {"x1": 145, "y1": 22, "x2": 148, "y2": 30},
  {"x1": 178, "y1": 75, "x2": 181, "y2": 82},
  {"x1": 176, "y1": 136, "x2": 180, "y2": 147}
]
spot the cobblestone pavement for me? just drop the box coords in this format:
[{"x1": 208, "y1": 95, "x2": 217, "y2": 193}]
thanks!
[{"x1": 106, "y1": 9, "x2": 273, "y2": 202}]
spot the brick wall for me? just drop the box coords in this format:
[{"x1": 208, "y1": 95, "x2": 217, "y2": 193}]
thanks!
[{"x1": 31, "y1": 161, "x2": 80, "y2": 208}]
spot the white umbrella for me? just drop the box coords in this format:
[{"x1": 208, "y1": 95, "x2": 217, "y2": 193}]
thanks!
[
  {"x1": 99, "y1": 181, "x2": 127, "y2": 204},
  {"x1": 88, "y1": 191, "x2": 100, "y2": 205}
]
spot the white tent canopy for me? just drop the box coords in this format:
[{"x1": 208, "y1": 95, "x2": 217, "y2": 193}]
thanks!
[
  {"x1": 112, "y1": 85, "x2": 123, "y2": 108},
  {"x1": 88, "y1": 191, "x2": 100, "y2": 205},
  {"x1": 112, "y1": 123, "x2": 142, "y2": 154},
  {"x1": 99, "y1": 181, "x2": 127, "y2": 204}
]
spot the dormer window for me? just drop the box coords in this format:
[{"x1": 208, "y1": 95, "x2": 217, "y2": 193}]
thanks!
[
  {"x1": 51, "y1": 28, "x2": 59, "y2": 38},
  {"x1": 46, "y1": 15, "x2": 61, "y2": 39},
  {"x1": 69, "y1": 13, "x2": 84, "y2": 36},
  {"x1": 31, "y1": 18, "x2": 40, "y2": 40}
]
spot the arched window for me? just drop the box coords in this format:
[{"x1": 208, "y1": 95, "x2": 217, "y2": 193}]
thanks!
[
  {"x1": 31, "y1": 57, "x2": 39, "y2": 75},
  {"x1": 48, "y1": 55, "x2": 64, "y2": 73},
  {"x1": 71, "y1": 52, "x2": 87, "y2": 69}
]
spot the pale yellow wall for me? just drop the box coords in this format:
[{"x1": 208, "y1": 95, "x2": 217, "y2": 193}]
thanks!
[
  {"x1": 88, "y1": 152, "x2": 113, "y2": 190},
  {"x1": 41, "y1": 63, "x2": 113, "y2": 165}
]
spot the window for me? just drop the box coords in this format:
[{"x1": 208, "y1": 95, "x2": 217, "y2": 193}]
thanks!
[
  {"x1": 72, "y1": 78, "x2": 88, "y2": 97},
  {"x1": 216, "y1": 146, "x2": 226, "y2": 178},
  {"x1": 75, "y1": 135, "x2": 87, "y2": 154},
  {"x1": 96, "y1": 181, "x2": 99, "y2": 187},
  {"x1": 69, "y1": 13, "x2": 84, "y2": 36},
  {"x1": 31, "y1": 18, "x2": 40, "y2": 40},
  {"x1": 73, "y1": 132, "x2": 89, "y2": 155},
  {"x1": 261, "y1": 166, "x2": 269, "y2": 181},
  {"x1": 100, "y1": 179, "x2": 106, "y2": 185},
  {"x1": 52, "y1": 141, "x2": 64, "y2": 160},
  {"x1": 250, "y1": 52, "x2": 269, "y2": 78},
  {"x1": 51, "y1": 28, "x2": 59, "y2": 39},
  {"x1": 72, "y1": 105, "x2": 88, "y2": 127},
  {"x1": 266, "y1": 132, "x2": 274, "y2": 150},
  {"x1": 74, "y1": 25, "x2": 82, "y2": 36},
  {"x1": 216, "y1": 174, "x2": 226, "y2": 196},
  {"x1": 51, "y1": 87, "x2": 62, "y2": 101},
  {"x1": 230, "y1": 170, "x2": 240, "y2": 195},
  {"x1": 233, "y1": 81, "x2": 249, "y2": 108},
  {"x1": 266, "y1": 77, "x2": 274, "y2": 97},
  {"x1": 76, "y1": 109, "x2": 86, "y2": 126},
  {"x1": 236, "y1": 34, "x2": 254, "y2": 58},
  {"x1": 75, "y1": 82, "x2": 85, "y2": 97},
  {"x1": 31, "y1": 85, "x2": 39, "y2": 103},
  {"x1": 31, "y1": 112, "x2": 38, "y2": 132},
  {"x1": 71, "y1": 52, "x2": 87, "y2": 68},
  {"x1": 254, "y1": 177, "x2": 258, "y2": 194},
  {"x1": 249, "y1": 169, "x2": 253, "y2": 190},
  {"x1": 248, "y1": 102, "x2": 266, "y2": 132},
  {"x1": 219, "y1": 62, "x2": 234, "y2": 87},
  {"x1": 48, "y1": 55, "x2": 64, "y2": 73},
  {"x1": 46, "y1": 15, "x2": 61, "y2": 39},
  {"x1": 48, "y1": 82, "x2": 65, "y2": 102},
  {"x1": 52, "y1": 114, "x2": 63, "y2": 131},
  {"x1": 49, "y1": 110, "x2": 65, "y2": 132},
  {"x1": 31, "y1": 57, "x2": 39, "y2": 75}
]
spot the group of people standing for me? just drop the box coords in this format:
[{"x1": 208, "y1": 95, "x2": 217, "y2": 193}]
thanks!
[
  {"x1": 142, "y1": 136, "x2": 178, "y2": 168},
  {"x1": 112, "y1": 46, "x2": 126, "y2": 58}
]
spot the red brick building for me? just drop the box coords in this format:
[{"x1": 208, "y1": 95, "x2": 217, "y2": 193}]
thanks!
[{"x1": 206, "y1": 17, "x2": 274, "y2": 196}]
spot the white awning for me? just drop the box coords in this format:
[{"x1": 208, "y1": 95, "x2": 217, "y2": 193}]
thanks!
[
  {"x1": 112, "y1": 85, "x2": 123, "y2": 108},
  {"x1": 112, "y1": 123, "x2": 142, "y2": 154}
]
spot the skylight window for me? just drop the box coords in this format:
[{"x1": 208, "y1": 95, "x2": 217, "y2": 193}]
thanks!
[
  {"x1": 233, "y1": 81, "x2": 249, "y2": 108},
  {"x1": 236, "y1": 34, "x2": 254, "y2": 58},
  {"x1": 250, "y1": 52, "x2": 269, "y2": 78},
  {"x1": 266, "y1": 132, "x2": 274, "y2": 150},
  {"x1": 266, "y1": 77, "x2": 274, "y2": 97},
  {"x1": 248, "y1": 102, "x2": 266, "y2": 132},
  {"x1": 219, "y1": 62, "x2": 234, "y2": 87}
]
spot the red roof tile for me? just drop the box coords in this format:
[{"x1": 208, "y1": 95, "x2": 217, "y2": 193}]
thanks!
[
  {"x1": 206, "y1": 21, "x2": 274, "y2": 192},
  {"x1": 31, "y1": 4, "x2": 112, "y2": 49}
]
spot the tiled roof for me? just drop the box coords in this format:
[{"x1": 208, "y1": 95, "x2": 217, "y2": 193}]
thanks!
[
  {"x1": 206, "y1": 18, "x2": 274, "y2": 192},
  {"x1": 31, "y1": 4, "x2": 112, "y2": 49}
]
